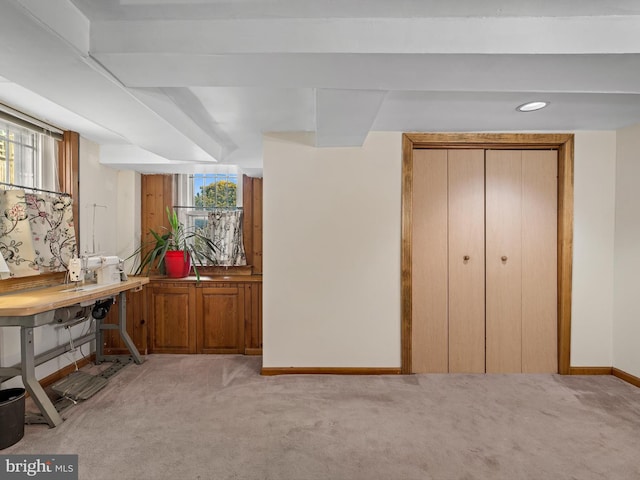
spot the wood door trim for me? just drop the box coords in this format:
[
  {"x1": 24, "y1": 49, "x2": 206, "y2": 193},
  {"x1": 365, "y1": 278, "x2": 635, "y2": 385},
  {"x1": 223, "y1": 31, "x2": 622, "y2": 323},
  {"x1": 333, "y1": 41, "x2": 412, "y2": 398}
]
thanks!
[{"x1": 401, "y1": 133, "x2": 574, "y2": 375}]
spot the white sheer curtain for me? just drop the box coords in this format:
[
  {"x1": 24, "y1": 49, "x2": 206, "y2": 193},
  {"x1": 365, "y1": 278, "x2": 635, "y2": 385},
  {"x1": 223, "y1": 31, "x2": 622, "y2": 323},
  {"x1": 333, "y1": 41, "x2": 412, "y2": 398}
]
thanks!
[
  {"x1": 208, "y1": 209, "x2": 246, "y2": 266},
  {"x1": 40, "y1": 135, "x2": 60, "y2": 192}
]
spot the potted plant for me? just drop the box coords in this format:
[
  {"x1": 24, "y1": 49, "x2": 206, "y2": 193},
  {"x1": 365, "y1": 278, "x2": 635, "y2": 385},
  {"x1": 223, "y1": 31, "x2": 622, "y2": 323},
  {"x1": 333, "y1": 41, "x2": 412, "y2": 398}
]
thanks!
[{"x1": 130, "y1": 207, "x2": 217, "y2": 280}]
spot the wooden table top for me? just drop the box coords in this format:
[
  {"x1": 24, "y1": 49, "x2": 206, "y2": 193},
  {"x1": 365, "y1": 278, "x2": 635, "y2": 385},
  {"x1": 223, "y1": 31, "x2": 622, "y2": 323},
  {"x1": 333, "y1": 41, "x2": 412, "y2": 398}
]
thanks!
[{"x1": 0, "y1": 276, "x2": 149, "y2": 317}]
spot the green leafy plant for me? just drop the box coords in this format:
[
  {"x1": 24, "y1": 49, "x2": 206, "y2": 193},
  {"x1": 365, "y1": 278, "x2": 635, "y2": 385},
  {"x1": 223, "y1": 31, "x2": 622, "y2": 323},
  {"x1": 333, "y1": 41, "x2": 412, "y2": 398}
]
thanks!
[{"x1": 130, "y1": 207, "x2": 217, "y2": 280}]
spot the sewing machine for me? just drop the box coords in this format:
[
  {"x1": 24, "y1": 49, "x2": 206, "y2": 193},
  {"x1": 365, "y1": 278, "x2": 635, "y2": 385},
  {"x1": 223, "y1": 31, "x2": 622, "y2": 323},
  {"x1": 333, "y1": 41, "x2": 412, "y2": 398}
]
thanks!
[{"x1": 68, "y1": 255, "x2": 127, "y2": 286}]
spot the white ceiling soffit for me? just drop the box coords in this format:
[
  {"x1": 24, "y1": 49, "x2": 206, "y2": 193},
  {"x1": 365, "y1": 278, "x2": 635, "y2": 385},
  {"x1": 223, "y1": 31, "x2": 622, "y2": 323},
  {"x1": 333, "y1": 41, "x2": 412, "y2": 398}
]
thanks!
[
  {"x1": 1, "y1": 0, "x2": 216, "y2": 164},
  {"x1": 315, "y1": 89, "x2": 386, "y2": 147},
  {"x1": 2, "y1": 0, "x2": 640, "y2": 173}
]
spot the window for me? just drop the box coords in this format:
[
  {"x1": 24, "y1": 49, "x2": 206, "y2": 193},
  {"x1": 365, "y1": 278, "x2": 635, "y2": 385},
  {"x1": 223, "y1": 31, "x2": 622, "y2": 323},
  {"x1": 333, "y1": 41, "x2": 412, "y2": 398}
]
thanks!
[
  {"x1": 174, "y1": 168, "x2": 244, "y2": 266},
  {"x1": 0, "y1": 121, "x2": 40, "y2": 188},
  {"x1": 0, "y1": 105, "x2": 64, "y2": 194},
  {"x1": 176, "y1": 169, "x2": 240, "y2": 230},
  {"x1": 193, "y1": 172, "x2": 238, "y2": 208}
]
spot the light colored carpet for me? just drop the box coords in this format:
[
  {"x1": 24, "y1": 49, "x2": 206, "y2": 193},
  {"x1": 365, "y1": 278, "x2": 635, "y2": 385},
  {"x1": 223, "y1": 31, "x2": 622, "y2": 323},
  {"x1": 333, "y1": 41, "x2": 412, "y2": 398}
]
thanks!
[{"x1": 4, "y1": 355, "x2": 640, "y2": 480}]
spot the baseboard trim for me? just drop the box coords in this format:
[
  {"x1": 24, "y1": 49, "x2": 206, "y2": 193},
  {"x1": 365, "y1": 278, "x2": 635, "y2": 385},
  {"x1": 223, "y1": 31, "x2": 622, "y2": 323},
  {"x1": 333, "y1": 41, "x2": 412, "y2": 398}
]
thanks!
[
  {"x1": 568, "y1": 366, "x2": 640, "y2": 389},
  {"x1": 612, "y1": 368, "x2": 640, "y2": 388},
  {"x1": 568, "y1": 366, "x2": 613, "y2": 375},
  {"x1": 261, "y1": 367, "x2": 402, "y2": 376},
  {"x1": 244, "y1": 348, "x2": 263, "y2": 356}
]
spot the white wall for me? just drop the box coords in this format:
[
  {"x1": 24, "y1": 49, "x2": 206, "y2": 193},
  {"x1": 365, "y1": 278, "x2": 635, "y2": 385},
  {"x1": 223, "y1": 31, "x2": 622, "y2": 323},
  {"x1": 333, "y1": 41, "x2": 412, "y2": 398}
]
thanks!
[
  {"x1": 570, "y1": 132, "x2": 616, "y2": 366},
  {"x1": 0, "y1": 137, "x2": 135, "y2": 388},
  {"x1": 79, "y1": 138, "x2": 118, "y2": 256},
  {"x1": 613, "y1": 123, "x2": 640, "y2": 378},
  {"x1": 263, "y1": 131, "x2": 617, "y2": 369},
  {"x1": 116, "y1": 170, "x2": 141, "y2": 272},
  {"x1": 263, "y1": 132, "x2": 402, "y2": 367}
]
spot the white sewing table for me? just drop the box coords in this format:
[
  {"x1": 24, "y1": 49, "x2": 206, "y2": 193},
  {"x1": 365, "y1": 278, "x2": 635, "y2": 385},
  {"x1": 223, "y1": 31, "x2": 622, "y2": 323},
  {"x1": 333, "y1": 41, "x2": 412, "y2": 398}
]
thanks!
[{"x1": 0, "y1": 277, "x2": 149, "y2": 427}]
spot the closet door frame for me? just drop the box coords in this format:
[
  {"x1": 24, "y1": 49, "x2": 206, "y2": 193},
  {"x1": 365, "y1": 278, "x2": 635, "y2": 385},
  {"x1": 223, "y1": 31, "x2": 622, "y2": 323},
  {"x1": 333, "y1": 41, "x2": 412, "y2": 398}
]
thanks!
[{"x1": 401, "y1": 133, "x2": 574, "y2": 375}]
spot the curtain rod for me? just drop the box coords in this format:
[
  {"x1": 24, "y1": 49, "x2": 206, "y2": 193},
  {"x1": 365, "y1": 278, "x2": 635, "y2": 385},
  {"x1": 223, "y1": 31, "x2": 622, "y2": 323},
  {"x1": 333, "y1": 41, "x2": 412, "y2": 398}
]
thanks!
[
  {"x1": 172, "y1": 205, "x2": 242, "y2": 210},
  {"x1": 0, "y1": 103, "x2": 64, "y2": 140},
  {"x1": 0, "y1": 181, "x2": 71, "y2": 197}
]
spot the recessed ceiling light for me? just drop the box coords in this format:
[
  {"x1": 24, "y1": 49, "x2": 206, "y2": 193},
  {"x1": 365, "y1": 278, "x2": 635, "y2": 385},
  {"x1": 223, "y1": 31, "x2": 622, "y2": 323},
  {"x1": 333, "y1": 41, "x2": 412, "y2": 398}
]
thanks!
[{"x1": 516, "y1": 101, "x2": 549, "y2": 112}]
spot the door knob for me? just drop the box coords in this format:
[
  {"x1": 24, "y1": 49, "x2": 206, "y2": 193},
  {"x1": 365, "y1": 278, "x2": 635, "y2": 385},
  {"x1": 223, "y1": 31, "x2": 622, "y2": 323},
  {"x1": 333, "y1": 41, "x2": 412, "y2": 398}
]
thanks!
[
  {"x1": 501, "y1": 256, "x2": 508, "y2": 262},
  {"x1": 463, "y1": 255, "x2": 470, "y2": 261}
]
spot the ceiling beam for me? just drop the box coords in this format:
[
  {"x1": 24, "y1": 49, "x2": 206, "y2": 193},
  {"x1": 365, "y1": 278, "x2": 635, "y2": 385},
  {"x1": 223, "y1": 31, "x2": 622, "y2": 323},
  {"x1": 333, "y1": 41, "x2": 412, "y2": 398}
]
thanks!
[
  {"x1": 93, "y1": 53, "x2": 640, "y2": 95},
  {"x1": 90, "y1": 16, "x2": 640, "y2": 55}
]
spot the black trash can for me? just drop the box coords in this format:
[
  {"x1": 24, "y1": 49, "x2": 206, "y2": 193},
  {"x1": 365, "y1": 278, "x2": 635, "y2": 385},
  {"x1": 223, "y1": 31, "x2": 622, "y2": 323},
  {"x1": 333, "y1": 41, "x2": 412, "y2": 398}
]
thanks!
[{"x1": 0, "y1": 388, "x2": 26, "y2": 450}]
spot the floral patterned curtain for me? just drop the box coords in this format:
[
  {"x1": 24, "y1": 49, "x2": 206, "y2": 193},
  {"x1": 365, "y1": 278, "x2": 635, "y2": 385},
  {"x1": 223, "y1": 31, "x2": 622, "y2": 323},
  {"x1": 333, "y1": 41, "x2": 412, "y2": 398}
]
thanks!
[
  {"x1": 0, "y1": 188, "x2": 77, "y2": 278},
  {"x1": 0, "y1": 189, "x2": 39, "y2": 277},
  {"x1": 208, "y1": 209, "x2": 247, "y2": 266},
  {"x1": 26, "y1": 192, "x2": 76, "y2": 272}
]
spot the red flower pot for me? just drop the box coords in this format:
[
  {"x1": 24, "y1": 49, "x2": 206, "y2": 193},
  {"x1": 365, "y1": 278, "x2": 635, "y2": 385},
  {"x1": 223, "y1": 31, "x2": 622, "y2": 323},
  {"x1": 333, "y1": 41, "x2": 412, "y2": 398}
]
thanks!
[{"x1": 164, "y1": 250, "x2": 191, "y2": 278}]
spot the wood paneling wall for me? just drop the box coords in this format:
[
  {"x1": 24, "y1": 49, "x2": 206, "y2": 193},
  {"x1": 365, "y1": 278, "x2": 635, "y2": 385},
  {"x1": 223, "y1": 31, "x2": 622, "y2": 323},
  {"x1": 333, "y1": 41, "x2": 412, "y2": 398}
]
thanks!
[
  {"x1": 243, "y1": 175, "x2": 263, "y2": 273},
  {"x1": 140, "y1": 174, "x2": 173, "y2": 269},
  {"x1": 141, "y1": 174, "x2": 173, "y2": 241},
  {"x1": 139, "y1": 174, "x2": 262, "y2": 273},
  {"x1": 58, "y1": 131, "x2": 80, "y2": 244}
]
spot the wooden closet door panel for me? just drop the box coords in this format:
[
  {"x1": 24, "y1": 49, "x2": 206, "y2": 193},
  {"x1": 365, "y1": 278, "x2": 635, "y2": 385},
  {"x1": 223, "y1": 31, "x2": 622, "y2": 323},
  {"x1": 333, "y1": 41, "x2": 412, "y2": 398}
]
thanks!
[
  {"x1": 448, "y1": 149, "x2": 485, "y2": 373},
  {"x1": 522, "y1": 150, "x2": 558, "y2": 373},
  {"x1": 486, "y1": 150, "x2": 523, "y2": 373},
  {"x1": 412, "y1": 149, "x2": 449, "y2": 373}
]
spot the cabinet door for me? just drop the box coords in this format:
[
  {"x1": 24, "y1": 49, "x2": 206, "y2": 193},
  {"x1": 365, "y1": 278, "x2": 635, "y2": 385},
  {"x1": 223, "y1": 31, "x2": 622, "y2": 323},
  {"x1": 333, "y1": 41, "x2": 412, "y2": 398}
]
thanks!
[
  {"x1": 448, "y1": 149, "x2": 486, "y2": 373},
  {"x1": 149, "y1": 284, "x2": 196, "y2": 353},
  {"x1": 197, "y1": 287, "x2": 245, "y2": 354},
  {"x1": 103, "y1": 287, "x2": 148, "y2": 355}
]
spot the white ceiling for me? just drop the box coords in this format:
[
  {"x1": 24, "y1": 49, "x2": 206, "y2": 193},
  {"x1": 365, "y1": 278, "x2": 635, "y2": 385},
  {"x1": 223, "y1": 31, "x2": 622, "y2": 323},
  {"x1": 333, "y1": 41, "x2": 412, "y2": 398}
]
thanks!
[{"x1": 1, "y1": 0, "x2": 640, "y2": 174}]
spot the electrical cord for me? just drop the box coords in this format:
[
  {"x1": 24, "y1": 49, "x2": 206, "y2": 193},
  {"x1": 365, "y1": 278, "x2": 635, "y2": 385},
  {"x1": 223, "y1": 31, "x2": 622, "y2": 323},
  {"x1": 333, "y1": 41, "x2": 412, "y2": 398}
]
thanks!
[{"x1": 65, "y1": 327, "x2": 78, "y2": 371}]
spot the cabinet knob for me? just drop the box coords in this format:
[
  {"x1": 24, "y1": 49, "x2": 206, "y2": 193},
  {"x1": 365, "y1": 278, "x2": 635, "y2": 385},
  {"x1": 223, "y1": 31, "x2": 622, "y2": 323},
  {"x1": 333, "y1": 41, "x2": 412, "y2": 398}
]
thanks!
[
  {"x1": 463, "y1": 255, "x2": 470, "y2": 261},
  {"x1": 501, "y1": 256, "x2": 508, "y2": 262}
]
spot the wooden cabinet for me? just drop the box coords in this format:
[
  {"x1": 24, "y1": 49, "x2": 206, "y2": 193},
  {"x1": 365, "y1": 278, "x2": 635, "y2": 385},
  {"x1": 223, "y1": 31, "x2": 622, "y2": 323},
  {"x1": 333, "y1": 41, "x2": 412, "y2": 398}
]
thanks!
[
  {"x1": 149, "y1": 283, "x2": 196, "y2": 353},
  {"x1": 146, "y1": 276, "x2": 262, "y2": 355},
  {"x1": 102, "y1": 286, "x2": 148, "y2": 355},
  {"x1": 138, "y1": 174, "x2": 263, "y2": 355}
]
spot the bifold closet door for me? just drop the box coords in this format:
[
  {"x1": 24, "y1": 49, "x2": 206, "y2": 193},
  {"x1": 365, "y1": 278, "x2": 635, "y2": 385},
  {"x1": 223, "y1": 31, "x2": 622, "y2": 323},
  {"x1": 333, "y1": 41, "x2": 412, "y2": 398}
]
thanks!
[
  {"x1": 485, "y1": 151, "x2": 523, "y2": 373},
  {"x1": 522, "y1": 150, "x2": 557, "y2": 373},
  {"x1": 412, "y1": 149, "x2": 485, "y2": 373},
  {"x1": 485, "y1": 150, "x2": 558, "y2": 373},
  {"x1": 412, "y1": 149, "x2": 448, "y2": 373},
  {"x1": 447, "y1": 150, "x2": 485, "y2": 373}
]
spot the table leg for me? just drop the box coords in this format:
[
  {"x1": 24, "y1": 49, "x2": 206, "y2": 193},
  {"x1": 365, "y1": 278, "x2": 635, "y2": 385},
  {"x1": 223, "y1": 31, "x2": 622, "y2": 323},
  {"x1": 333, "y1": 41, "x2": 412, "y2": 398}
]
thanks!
[
  {"x1": 118, "y1": 292, "x2": 143, "y2": 365},
  {"x1": 21, "y1": 327, "x2": 63, "y2": 428}
]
